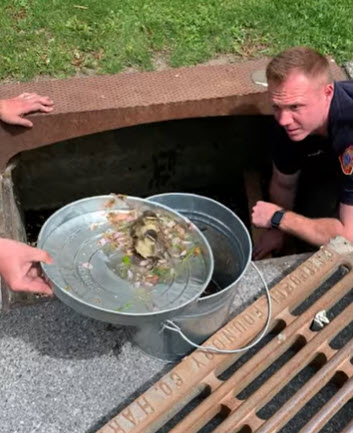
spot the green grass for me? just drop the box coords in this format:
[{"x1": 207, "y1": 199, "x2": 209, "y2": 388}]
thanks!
[{"x1": 1, "y1": 0, "x2": 353, "y2": 81}]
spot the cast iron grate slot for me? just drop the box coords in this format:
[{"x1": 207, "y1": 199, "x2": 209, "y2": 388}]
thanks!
[
  {"x1": 237, "y1": 427, "x2": 252, "y2": 433},
  {"x1": 278, "y1": 372, "x2": 348, "y2": 433},
  {"x1": 326, "y1": 287, "x2": 353, "y2": 321},
  {"x1": 156, "y1": 386, "x2": 211, "y2": 433},
  {"x1": 257, "y1": 354, "x2": 325, "y2": 420},
  {"x1": 198, "y1": 405, "x2": 231, "y2": 433},
  {"x1": 291, "y1": 265, "x2": 348, "y2": 316},
  {"x1": 217, "y1": 320, "x2": 286, "y2": 381},
  {"x1": 318, "y1": 399, "x2": 353, "y2": 433},
  {"x1": 237, "y1": 336, "x2": 306, "y2": 401},
  {"x1": 329, "y1": 320, "x2": 353, "y2": 350}
]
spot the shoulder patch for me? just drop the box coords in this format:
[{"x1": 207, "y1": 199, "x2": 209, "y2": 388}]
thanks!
[{"x1": 339, "y1": 145, "x2": 353, "y2": 175}]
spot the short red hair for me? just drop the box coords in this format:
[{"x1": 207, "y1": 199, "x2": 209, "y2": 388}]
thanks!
[{"x1": 266, "y1": 46, "x2": 332, "y2": 84}]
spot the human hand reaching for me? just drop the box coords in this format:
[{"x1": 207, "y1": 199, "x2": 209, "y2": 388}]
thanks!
[
  {"x1": 252, "y1": 201, "x2": 282, "y2": 229},
  {"x1": 0, "y1": 238, "x2": 54, "y2": 295},
  {"x1": 0, "y1": 92, "x2": 54, "y2": 127}
]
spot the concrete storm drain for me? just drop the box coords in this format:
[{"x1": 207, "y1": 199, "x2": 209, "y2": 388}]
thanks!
[{"x1": 97, "y1": 236, "x2": 353, "y2": 433}]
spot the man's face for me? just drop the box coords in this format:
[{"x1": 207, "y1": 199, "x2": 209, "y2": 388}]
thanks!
[{"x1": 268, "y1": 70, "x2": 333, "y2": 141}]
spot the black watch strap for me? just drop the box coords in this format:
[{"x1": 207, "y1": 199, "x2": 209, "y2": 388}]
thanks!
[{"x1": 271, "y1": 209, "x2": 285, "y2": 229}]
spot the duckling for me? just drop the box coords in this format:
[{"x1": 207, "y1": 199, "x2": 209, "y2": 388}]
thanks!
[
  {"x1": 130, "y1": 211, "x2": 159, "y2": 239},
  {"x1": 130, "y1": 211, "x2": 168, "y2": 260}
]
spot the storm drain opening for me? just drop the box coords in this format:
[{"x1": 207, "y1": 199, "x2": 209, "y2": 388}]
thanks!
[
  {"x1": 7, "y1": 114, "x2": 338, "y2": 261},
  {"x1": 13, "y1": 116, "x2": 261, "y2": 246}
]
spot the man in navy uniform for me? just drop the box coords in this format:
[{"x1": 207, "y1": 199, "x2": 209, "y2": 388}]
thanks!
[{"x1": 252, "y1": 46, "x2": 353, "y2": 259}]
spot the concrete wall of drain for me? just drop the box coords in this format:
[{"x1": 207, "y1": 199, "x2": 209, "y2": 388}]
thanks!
[{"x1": 12, "y1": 115, "x2": 271, "y2": 213}]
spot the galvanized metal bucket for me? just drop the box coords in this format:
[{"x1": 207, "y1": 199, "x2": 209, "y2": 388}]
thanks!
[
  {"x1": 38, "y1": 195, "x2": 214, "y2": 326},
  {"x1": 131, "y1": 193, "x2": 252, "y2": 361}
]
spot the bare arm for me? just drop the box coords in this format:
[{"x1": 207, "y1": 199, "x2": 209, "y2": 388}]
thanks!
[
  {"x1": 279, "y1": 203, "x2": 353, "y2": 245},
  {"x1": 253, "y1": 201, "x2": 353, "y2": 246},
  {"x1": 269, "y1": 164, "x2": 299, "y2": 210},
  {"x1": 251, "y1": 165, "x2": 299, "y2": 259}
]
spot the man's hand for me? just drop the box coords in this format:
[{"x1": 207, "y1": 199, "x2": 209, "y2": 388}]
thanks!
[
  {"x1": 0, "y1": 93, "x2": 54, "y2": 128},
  {"x1": 0, "y1": 239, "x2": 54, "y2": 295},
  {"x1": 253, "y1": 228, "x2": 285, "y2": 260},
  {"x1": 252, "y1": 200, "x2": 282, "y2": 228}
]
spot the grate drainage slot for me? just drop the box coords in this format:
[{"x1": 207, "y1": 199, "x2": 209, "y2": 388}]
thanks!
[
  {"x1": 197, "y1": 405, "x2": 231, "y2": 433},
  {"x1": 338, "y1": 415, "x2": 353, "y2": 433},
  {"x1": 237, "y1": 336, "x2": 306, "y2": 401},
  {"x1": 329, "y1": 319, "x2": 353, "y2": 350},
  {"x1": 326, "y1": 287, "x2": 353, "y2": 322},
  {"x1": 319, "y1": 399, "x2": 353, "y2": 433},
  {"x1": 257, "y1": 353, "x2": 325, "y2": 420},
  {"x1": 217, "y1": 320, "x2": 286, "y2": 381},
  {"x1": 291, "y1": 265, "x2": 348, "y2": 316},
  {"x1": 237, "y1": 427, "x2": 252, "y2": 433},
  {"x1": 278, "y1": 372, "x2": 349, "y2": 433},
  {"x1": 156, "y1": 386, "x2": 211, "y2": 433}
]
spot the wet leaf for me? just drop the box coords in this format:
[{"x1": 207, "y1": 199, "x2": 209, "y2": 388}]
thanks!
[{"x1": 122, "y1": 255, "x2": 131, "y2": 266}]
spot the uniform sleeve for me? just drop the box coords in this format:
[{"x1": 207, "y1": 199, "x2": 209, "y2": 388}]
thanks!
[{"x1": 269, "y1": 120, "x2": 301, "y2": 175}]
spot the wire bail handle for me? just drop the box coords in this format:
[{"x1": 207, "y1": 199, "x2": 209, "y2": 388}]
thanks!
[{"x1": 162, "y1": 261, "x2": 272, "y2": 354}]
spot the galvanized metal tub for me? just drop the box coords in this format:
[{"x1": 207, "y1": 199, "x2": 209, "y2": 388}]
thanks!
[
  {"x1": 131, "y1": 193, "x2": 252, "y2": 360},
  {"x1": 38, "y1": 195, "x2": 214, "y2": 326}
]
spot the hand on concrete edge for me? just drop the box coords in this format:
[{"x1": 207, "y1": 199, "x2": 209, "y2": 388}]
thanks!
[{"x1": 0, "y1": 93, "x2": 54, "y2": 128}]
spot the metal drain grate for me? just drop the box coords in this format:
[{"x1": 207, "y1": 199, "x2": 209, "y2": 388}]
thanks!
[{"x1": 97, "y1": 237, "x2": 353, "y2": 433}]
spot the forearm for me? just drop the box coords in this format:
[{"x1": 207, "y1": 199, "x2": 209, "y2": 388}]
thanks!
[
  {"x1": 269, "y1": 171, "x2": 297, "y2": 210},
  {"x1": 280, "y1": 211, "x2": 345, "y2": 246},
  {"x1": 269, "y1": 184, "x2": 295, "y2": 210}
]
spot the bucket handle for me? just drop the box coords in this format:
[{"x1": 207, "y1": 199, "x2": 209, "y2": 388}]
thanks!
[{"x1": 162, "y1": 261, "x2": 272, "y2": 354}]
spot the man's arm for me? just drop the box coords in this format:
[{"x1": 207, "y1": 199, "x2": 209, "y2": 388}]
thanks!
[
  {"x1": 269, "y1": 164, "x2": 299, "y2": 209},
  {"x1": 252, "y1": 201, "x2": 353, "y2": 246},
  {"x1": 279, "y1": 203, "x2": 353, "y2": 245},
  {"x1": 252, "y1": 165, "x2": 299, "y2": 259}
]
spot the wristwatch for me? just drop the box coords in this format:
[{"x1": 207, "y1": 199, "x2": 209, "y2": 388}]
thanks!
[{"x1": 271, "y1": 209, "x2": 286, "y2": 229}]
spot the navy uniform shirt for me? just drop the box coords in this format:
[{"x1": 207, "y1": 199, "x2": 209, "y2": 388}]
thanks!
[{"x1": 271, "y1": 81, "x2": 353, "y2": 205}]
